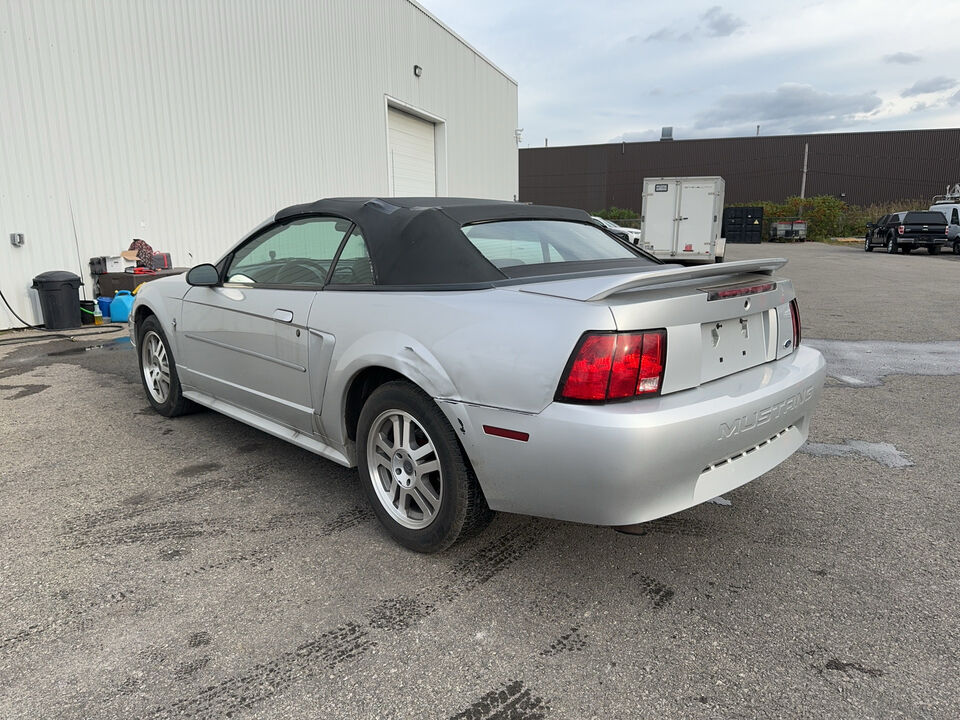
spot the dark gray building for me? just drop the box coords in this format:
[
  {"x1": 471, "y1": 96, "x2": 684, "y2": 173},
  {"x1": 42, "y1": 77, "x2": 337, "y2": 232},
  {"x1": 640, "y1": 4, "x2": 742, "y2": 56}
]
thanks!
[{"x1": 519, "y1": 128, "x2": 960, "y2": 212}]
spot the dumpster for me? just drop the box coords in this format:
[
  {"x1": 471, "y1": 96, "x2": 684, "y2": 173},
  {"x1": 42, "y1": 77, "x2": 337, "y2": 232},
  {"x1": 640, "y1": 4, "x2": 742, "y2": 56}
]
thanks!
[{"x1": 31, "y1": 270, "x2": 83, "y2": 329}]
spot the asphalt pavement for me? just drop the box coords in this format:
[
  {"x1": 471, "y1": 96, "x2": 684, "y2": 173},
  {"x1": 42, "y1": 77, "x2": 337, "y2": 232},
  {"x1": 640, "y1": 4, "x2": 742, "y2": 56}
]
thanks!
[{"x1": 1, "y1": 241, "x2": 958, "y2": 719}]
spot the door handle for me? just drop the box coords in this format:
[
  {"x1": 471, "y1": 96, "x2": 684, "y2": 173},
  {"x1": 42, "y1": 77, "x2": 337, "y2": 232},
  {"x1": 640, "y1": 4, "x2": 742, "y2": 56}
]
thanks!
[{"x1": 272, "y1": 309, "x2": 294, "y2": 323}]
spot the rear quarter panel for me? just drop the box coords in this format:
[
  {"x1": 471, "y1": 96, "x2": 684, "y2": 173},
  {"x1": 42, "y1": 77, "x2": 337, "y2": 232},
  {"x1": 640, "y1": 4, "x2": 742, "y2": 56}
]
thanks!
[{"x1": 313, "y1": 287, "x2": 616, "y2": 443}]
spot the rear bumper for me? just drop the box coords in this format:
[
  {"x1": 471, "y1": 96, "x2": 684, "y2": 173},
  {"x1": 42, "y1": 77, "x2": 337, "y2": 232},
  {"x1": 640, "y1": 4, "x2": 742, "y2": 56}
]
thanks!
[
  {"x1": 448, "y1": 345, "x2": 826, "y2": 527},
  {"x1": 901, "y1": 237, "x2": 945, "y2": 246}
]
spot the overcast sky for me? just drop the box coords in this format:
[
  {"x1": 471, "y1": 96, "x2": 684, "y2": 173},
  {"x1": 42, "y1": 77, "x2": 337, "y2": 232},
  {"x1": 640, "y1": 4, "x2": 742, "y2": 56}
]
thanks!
[{"x1": 420, "y1": 0, "x2": 960, "y2": 147}]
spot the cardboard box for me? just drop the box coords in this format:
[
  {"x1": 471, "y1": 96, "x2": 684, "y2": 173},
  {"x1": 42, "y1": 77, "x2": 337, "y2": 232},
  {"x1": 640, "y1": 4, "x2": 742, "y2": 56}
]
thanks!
[{"x1": 105, "y1": 256, "x2": 136, "y2": 273}]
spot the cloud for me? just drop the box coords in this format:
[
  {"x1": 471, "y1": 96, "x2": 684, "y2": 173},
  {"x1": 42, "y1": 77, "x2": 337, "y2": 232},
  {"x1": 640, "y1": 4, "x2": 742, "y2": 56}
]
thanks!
[
  {"x1": 701, "y1": 6, "x2": 745, "y2": 37},
  {"x1": 644, "y1": 27, "x2": 692, "y2": 42},
  {"x1": 883, "y1": 52, "x2": 921, "y2": 64},
  {"x1": 950, "y1": 90, "x2": 960, "y2": 105},
  {"x1": 646, "y1": 5, "x2": 744, "y2": 42},
  {"x1": 901, "y1": 76, "x2": 957, "y2": 97},
  {"x1": 692, "y1": 83, "x2": 882, "y2": 133}
]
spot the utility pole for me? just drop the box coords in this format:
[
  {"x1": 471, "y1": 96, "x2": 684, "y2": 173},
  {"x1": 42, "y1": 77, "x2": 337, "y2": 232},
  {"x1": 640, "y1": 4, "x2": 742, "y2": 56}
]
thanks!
[{"x1": 800, "y1": 142, "x2": 809, "y2": 200}]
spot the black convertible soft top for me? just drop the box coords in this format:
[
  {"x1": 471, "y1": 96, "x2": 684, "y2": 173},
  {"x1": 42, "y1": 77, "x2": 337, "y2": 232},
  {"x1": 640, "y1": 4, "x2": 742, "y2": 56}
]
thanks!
[{"x1": 273, "y1": 197, "x2": 610, "y2": 286}]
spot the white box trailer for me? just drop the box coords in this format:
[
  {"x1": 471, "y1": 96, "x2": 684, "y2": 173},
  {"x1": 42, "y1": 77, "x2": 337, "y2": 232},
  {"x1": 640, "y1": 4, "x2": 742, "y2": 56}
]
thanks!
[{"x1": 640, "y1": 176, "x2": 726, "y2": 264}]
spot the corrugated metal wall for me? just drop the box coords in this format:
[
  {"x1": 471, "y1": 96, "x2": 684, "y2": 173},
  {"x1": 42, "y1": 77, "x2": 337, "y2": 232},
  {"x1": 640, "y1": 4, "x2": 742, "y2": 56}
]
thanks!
[
  {"x1": 0, "y1": 0, "x2": 518, "y2": 328},
  {"x1": 520, "y1": 128, "x2": 960, "y2": 212}
]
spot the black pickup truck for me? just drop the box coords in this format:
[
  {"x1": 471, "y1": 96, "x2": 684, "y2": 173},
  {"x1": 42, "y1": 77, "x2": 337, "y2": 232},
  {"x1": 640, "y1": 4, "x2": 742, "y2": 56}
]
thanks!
[{"x1": 864, "y1": 211, "x2": 948, "y2": 255}]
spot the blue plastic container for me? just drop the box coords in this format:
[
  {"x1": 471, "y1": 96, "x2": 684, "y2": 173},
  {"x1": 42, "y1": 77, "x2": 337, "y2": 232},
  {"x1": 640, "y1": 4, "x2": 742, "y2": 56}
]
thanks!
[
  {"x1": 97, "y1": 296, "x2": 113, "y2": 320},
  {"x1": 109, "y1": 290, "x2": 134, "y2": 322}
]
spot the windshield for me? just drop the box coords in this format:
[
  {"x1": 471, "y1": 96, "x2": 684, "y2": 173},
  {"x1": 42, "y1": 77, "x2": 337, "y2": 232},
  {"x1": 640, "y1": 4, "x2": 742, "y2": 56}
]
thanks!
[{"x1": 462, "y1": 220, "x2": 646, "y2": 273}]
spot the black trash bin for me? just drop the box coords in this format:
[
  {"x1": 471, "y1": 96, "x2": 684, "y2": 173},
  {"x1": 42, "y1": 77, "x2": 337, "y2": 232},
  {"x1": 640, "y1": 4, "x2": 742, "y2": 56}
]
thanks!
[{"x1": 31, "y1": 270, "x2": 83, "y2": 330}]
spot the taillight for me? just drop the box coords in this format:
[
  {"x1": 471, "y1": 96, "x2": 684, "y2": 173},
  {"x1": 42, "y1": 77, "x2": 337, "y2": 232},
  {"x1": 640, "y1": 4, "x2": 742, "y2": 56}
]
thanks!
[
  {"x1": 789, "y1": 299, "x2": 801, "y2": 349},
  {"x1": 898, "y1": 225, "x2": 905, "y2": 235},
  {"x1": 559, "y1": 330, "x2": 666, "y2": 402}
]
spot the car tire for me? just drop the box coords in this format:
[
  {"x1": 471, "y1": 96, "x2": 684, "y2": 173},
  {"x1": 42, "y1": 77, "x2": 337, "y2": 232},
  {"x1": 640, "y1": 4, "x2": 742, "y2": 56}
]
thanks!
[
  {"x1": 928, "y1": 244, "x2": 941, "y2": 255},
  {"x1": 137, "y1": 315, "x2": 196, "y2": 417},
  {"x1": 953, "y1": 240, "x2": 960, "y2": 255},
  {"x1": 886, "y1": 234, "x2": 898, "y2": 254},
  {"x1": 357, "y1": 380, "x2": 494, "y2": 553},
  {"x1": 864, "y1": 235, "x2": 873, "y2": 252},
  {"x1": 714, "y1": 255, "x2": 724, "y2": 263}
]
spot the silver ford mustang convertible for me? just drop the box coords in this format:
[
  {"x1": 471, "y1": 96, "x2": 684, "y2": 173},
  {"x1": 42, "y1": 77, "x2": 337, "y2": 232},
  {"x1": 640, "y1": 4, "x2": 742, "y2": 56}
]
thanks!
[{"x1": 131, "y1": 198, "x2": 826, "y2": 552}]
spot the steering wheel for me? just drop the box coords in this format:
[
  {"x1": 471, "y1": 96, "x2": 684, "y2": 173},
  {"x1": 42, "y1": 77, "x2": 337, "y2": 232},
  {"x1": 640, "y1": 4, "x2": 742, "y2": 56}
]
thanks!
[{"x1": 276, "y1": 260, "x2": 328, "y2": 284}]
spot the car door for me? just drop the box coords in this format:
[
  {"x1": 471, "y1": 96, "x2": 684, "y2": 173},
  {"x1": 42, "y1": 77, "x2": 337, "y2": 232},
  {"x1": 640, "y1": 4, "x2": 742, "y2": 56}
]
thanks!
[
  {"x1": 178, "y1": 217, "x2": 353, "y2": 434},
  {"x1": 871, "y1": 215, "x2": 887, "y2": 243},
  {"x1": 885, "y1": 214, "x2": 899, "y2": 241}
]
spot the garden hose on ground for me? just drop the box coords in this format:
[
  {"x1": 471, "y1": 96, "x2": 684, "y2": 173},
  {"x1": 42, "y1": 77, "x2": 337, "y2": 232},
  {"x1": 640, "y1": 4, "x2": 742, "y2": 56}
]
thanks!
[
  {"x1": 0, "y1": 285, "x2": 127, "y2": 346},
  {"x1": 0, "y1": 328, "x2": 126, "y2": 348}
]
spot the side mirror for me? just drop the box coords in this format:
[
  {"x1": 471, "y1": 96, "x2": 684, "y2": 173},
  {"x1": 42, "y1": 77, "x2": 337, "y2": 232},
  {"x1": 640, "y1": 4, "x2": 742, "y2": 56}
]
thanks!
[{"x1": 186, "y1": 263, "x2": 220, "y2": 286}]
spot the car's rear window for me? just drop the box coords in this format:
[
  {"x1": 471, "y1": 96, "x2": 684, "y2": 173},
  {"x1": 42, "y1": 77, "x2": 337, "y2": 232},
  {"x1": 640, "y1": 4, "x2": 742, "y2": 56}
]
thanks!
[
  {"x1": 905, "y1": 211, "x2": 947, "y2": 223},
  {"x1": 462, "y1": 220, "x2": 646, "y2": 274}
]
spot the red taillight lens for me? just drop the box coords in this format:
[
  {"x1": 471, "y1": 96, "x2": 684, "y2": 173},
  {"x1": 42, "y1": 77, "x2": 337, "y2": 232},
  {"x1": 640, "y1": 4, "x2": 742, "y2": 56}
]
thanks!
[
  {"x1": 789, "y1": 299, "x2": 801, "y2": 349},
  {"x1": 559, "y1": 330, "x2": 666, "y2": 402},
  {"x1": 608, "y1": 333, "x2": 644, "y2": 398},
  {"x1": 560, "y1": 334, "x2": 616, "y2": 401},
  {"x1": 898, "y1": 225, "x2": 905, "y2": 235}
]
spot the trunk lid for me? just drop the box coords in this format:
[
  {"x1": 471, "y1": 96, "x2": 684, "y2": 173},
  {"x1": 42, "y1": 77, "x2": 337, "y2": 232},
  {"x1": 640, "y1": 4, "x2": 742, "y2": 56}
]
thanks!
[{"x1": 519, "y1": 259, "x2": 796, "y2": 395}]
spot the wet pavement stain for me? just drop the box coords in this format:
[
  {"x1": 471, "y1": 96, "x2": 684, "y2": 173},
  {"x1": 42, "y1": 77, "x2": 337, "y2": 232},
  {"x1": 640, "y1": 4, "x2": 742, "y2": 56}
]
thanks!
[
  {"x1": 46, "y1": 337, "x2": 132, "y2": 356},
  {"x1": 0, "y1": 382, "x2": 50, "y2": 399},
  {"x1": 805, "y1": 339, "x2": 960, "y2": 387},
  {"x1": 174, "y1": 462, "x2": 223, "y2": 478},
  {"x1": 0, "y1": 330, "x2": 138, "y2": 386},
  {"x1": 801, "y1": 440, "x2": 914, "y2": 468}
]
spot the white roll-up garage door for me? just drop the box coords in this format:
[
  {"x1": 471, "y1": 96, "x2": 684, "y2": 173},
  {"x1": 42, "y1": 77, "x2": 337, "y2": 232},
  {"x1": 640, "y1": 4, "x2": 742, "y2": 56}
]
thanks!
[{"x1": 388, "y1": 108, "x2": 436, "y2": 196}]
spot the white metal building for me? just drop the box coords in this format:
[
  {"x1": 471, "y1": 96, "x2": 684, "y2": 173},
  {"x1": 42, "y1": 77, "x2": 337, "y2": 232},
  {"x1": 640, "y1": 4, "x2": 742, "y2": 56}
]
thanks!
[{"x1": 0, "y1": 0, "x2": 519, "y2": 329}]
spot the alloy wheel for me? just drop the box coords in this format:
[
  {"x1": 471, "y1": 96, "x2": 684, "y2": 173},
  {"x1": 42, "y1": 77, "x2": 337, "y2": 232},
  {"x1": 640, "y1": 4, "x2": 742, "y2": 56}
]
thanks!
[
  {"x1": 366, "y1": 409, "x2": 443, "y2": 529},
  {"x1": 141, "y1": 331, "x2": 171, "y2": 403}
]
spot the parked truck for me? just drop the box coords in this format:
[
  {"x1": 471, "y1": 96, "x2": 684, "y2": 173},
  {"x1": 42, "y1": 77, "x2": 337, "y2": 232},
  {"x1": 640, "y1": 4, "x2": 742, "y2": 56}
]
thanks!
[{"x1": 639, "y1": 176, "x2": 726, "y2": 264}]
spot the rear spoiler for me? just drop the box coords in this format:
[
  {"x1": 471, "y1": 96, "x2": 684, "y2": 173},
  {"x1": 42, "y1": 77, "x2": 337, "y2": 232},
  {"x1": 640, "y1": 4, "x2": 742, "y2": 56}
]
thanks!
[{"x1": 519, "y1": 258, "x2": 788, "y2": 302}]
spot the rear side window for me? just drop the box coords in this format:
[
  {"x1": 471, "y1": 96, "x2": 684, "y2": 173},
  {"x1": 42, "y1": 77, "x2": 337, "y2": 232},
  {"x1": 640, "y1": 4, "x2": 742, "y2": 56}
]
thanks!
[
  {"x1": 462, "y1": 220, "x2": 642, "y2": 271},
  {"x1": 329, "y1": 227, "x2": 375, "y2": 285},
  {"x1": 952, "y1": 209, "x2": 959, "y2": 225},
  {"x1": 905, "y1": 211, "x2": 947, "y2": 224}
]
